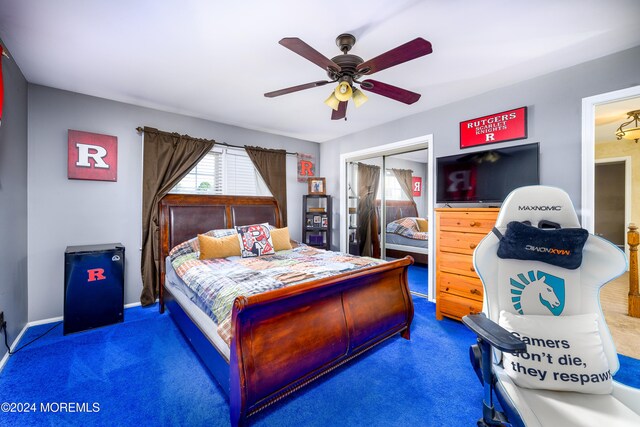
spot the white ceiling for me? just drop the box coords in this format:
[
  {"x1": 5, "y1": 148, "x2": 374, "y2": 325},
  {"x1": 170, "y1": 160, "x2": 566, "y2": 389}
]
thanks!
[{"x1": 1, "y1": 0, "x2": 640, "y2": 143}]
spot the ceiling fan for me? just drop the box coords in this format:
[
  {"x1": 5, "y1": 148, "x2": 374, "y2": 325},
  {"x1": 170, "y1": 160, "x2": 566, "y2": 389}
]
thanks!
[{"x1": 264, "y1": 33, "x2": 433, "y2": 120}]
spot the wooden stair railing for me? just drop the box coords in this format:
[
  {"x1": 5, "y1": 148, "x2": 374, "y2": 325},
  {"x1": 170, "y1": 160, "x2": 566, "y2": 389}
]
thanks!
[{"x1": 628, "y1": 223, "x2": 640, "y2": 318}]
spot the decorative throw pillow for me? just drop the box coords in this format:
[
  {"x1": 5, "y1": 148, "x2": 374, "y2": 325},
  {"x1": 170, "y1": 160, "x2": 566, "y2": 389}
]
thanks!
[
  {"x1": 499, "y1": 310, "x2": 612, "y2": 394},
  {"x1": 198, "y1": 234, "x2": 241, "y2": 260},
  {"x1": 236, "y1": 224, "x2": 276, "y2": 258},
  {"x1": 270, "y1": 227, "x2": 293, "y2": 251},
  {"x1": 497, "y1": 221, "x2": 589, "y2": 269},
  {"x1": 416, "y1": 218, "x2": 429, "y2": 232}
]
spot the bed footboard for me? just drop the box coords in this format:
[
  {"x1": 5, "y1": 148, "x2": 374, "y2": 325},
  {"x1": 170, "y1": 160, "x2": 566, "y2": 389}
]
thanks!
[{"x1": 229, "y1": 256, "x2": 414, "y2": 426}]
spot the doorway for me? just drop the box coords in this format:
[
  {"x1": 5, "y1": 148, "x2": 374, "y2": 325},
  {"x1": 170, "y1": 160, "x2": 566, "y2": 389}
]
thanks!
[
  {"x1": 582, "y1": 87, "x2": 640, "y2": 360},
  {"x1": 581, "y1": 86, "x2": 640, "y2": 232},
  {"x1": 595, "y1": 159, "x2": 629, "y2": 251}
]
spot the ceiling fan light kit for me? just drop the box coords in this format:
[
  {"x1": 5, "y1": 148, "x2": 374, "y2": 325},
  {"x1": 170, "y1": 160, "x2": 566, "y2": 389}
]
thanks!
[
  {"x1": 265, "y1": 33, "x2": 433, "y2": 120},
  {"x1": 334, "y1": 81, "x2": 353, "y2": 102},
  {"x1": 324, "y1": 92, "x2": 341, "y2": 111},
  {"x1": 352, "y1": 88, "x2": 368, "y2": 108}
]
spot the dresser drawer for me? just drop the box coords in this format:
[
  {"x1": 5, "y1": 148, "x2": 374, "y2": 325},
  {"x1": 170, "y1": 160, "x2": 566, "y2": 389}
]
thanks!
[
  {"x1": 437, "y1": 272, "x2": 483, "y2": 302},
  {"x1": 439, "y1": 231, "x2": 486, "y2": 255},
  {"x1": 437, "y1": 292, "x2": 483, "y2": 320},
  {"x1": 438, "y1": 212, "x2": 496, "y2": 234},
  {"x1": 437, "y1": 251, "x2": 477, "y2": 277}
]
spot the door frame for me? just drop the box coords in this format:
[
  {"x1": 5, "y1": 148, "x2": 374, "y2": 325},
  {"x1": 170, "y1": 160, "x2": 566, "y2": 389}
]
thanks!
[
  {"x1": 594, "y1": 156, "x2": 631, "y2": 259},
  {"x1": 339, "y1": 134, "x2": 435, "y2": 300},
  {"x1": 581, "y1": 85, "x2": 640, "y2": 233}
]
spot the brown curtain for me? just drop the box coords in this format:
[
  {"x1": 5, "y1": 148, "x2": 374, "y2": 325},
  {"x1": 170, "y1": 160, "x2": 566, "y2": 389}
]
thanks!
[
  {"x1": 140, "y1": 127, "x2": 215, "y2": 306},
  {"x1": 391, "y1": 168, "x2": 417, "y2": 210},
  {"x1": 356, "y1": 162, "x2": 381, "y2": 257},
  {"x1": 245, "y1": 146, "x2": 288, "y2": 226}
]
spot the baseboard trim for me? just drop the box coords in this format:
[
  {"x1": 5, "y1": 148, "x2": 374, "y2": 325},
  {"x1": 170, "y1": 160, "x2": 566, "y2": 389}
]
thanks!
[
  {"x1": 0, "y1": 322, "x2": 29, "y2": 373},
  {"x1": 1, "y1": 302, "x2": 145, "y2": 372}
]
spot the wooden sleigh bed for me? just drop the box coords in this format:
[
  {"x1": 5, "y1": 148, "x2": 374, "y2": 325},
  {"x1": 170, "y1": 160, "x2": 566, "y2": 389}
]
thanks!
[{"x1": 158, "y1": 194, "x2": 414, "y2": 426}]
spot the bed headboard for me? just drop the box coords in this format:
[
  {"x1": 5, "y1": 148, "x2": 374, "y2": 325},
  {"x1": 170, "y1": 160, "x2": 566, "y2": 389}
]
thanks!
[
  {"x1": 375, "y1": 200, "x2": 419, "y2": 225},
  {"x1": 159, "y1": 194, "x2": 281, "y2": 262}
]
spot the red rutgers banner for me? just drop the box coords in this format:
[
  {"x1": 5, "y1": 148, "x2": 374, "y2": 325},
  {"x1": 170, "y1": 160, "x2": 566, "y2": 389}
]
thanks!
[
  {"x1": 460, "y1": 107, "x2": 527, "y2": 148},
  {"x1": 412, "y1": 176, "x2": 422, "y2": 196}
]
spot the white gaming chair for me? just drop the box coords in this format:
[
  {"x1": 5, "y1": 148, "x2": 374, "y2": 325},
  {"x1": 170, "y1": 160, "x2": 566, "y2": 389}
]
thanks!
[{"x1": 463, "y1": 185, "x2": 640, "y2": 427}]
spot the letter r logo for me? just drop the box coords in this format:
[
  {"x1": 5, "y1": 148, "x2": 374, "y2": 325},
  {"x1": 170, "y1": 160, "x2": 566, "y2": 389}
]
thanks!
[
  {"x1": 299, "y1": 160, "x2": 314, "y2": 176},
  {"x1": 87, "y1": 268, "x2": 106, "y2": 282},
  {"x1": 76, "y1": 143, "x2": 110, "y2": 169}
]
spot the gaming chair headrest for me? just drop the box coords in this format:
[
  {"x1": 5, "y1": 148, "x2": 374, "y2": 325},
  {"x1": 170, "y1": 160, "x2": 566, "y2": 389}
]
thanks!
[{"x1": 495, "y1": 186, "x2": 580, "y2": 229}]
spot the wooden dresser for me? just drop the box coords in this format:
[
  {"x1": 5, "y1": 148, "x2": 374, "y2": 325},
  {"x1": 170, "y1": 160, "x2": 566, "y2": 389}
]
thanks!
[{"x1": 435, "y1": 208, "x2": 499, "y2": 321}]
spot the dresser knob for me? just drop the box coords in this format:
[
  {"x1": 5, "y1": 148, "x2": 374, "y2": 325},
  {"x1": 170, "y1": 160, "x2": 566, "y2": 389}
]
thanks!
[
  {"x1": 470, "y1": 289, "x2": 480, "y2": 295},
  {"x1": 445, "y1": 287, "x2": 450, "y2": 292},
  {"x1": 469, "y1": 243, "x2": 477, "y2": 249},
  {"x1": 470, "y1": 221, "x2": 477, "y2": 226},
  {"x1": 470, "y1": 266, "x2": 475, "y2": 272}
]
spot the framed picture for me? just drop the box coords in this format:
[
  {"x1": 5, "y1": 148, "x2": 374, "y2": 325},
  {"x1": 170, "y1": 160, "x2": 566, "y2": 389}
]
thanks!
[
  {"x1": 308, "y1": 177, "x2": 326, "y2": 195},
  {"x1": 321, "y1": 216, "x2": 328, "y2": 228},
  {"x1": 306, "y1": 217, "x2": 312, "y2": 227},
  {"x1": 313, "y1": 215, "x2": 321, "y2": 225}
]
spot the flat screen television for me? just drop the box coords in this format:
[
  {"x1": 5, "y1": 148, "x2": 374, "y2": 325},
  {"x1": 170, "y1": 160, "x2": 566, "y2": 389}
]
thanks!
[{"x1": 436, "y1": 142, "x2": 539, "y2": 204}]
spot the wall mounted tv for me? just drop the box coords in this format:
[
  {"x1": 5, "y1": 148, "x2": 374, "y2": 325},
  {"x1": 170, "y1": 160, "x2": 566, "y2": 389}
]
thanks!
[{"x1": 436, "y1": 142, "x2": 539, "y2": 204}]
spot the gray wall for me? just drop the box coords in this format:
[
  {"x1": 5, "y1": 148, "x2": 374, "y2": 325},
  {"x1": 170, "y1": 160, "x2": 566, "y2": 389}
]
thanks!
[
  {"x1": 0, "y1": 40, "x2": 28, "y2": 356},
  {"x1": 27, "y1": 86, "x2": 319, "y2": 322},
  {"x1": 321, "y1": 46, "x2": 640, "y2": 248}
]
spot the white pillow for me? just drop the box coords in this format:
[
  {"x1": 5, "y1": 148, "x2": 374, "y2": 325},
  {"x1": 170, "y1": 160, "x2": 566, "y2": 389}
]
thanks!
[{"x1": 499, "y1": 310, "x2": 612, "y2": 394}]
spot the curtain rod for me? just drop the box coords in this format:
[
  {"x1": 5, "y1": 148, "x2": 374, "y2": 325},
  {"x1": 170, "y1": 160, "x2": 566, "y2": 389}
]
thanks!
[{"x1": 136, "y1": 126, "x2": 299, "y2": 156}]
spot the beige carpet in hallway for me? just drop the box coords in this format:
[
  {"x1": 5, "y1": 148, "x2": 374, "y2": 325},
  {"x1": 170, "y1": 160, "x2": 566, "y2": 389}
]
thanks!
[{"x1": 601, "y1": 272, "x2": 640, "y2": 359}]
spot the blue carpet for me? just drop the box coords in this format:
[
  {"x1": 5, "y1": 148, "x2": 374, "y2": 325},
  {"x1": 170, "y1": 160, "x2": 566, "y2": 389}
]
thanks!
[
  {"x1": 408, "y1": 264, "x2": 429, "y2": 296},
  {"x1": 1, "y1": 299, "x2": 638, "y2": 426},
  {"x1": 615, "y1": 354, "x2": 640, "y2": 389}
]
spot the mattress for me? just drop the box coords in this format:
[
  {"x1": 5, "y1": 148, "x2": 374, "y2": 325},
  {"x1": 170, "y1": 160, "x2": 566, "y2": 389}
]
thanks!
[
  {"x1": 165, "y1": 257, "x2": 231, "y2": 360},
  {"x1": 169, "y1": 240, "x2": 385, "y2": 345},
  {"x1": 386, "y1": 233, "x2": 429, "y2": 250}
]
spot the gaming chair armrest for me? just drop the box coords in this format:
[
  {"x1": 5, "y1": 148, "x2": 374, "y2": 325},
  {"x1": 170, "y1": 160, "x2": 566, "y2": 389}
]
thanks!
[{"x1": 463, "y1": 313, "x2": 526, "y2": 353}]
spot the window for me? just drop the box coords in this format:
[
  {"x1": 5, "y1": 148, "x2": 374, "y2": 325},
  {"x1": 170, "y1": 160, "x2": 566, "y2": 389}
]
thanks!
[
  {"x1": 384, "y1": 170, "x2": 409, "y2": 201},
  {"x1": 171, "y1": 147, "x2": 271, "y2": 196}
]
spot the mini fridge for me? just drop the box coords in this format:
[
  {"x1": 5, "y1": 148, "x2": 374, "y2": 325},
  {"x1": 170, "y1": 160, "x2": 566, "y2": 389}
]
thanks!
[{"x1": 64, "y1": 243, "x2": 125, "y2": 334}]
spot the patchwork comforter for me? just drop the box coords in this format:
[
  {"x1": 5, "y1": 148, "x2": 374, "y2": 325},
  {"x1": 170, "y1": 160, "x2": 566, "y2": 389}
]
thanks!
[
  {"x1": 169, "y1": 235, "x2": 384, "y2": 345},
  {"x1": 386, "y1": 217, "x2": 428, "y2": 241}
]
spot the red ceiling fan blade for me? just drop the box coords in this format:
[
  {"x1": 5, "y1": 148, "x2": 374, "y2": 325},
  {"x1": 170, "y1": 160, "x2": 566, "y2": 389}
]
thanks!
[
  {"x1": 357, "y1": 38, "x2": 432, "y2": 75},
  {"x1": 264, "y1": 80, "x2": 331, "y2": 98},
  {"x1": 331, "y1": 101, "x2": 348, "y2": 120},
  {"x1": 279, "y1": 38, "x2": 341, "y2": 72},
  {"x1": 360, "y1": 79, "x2": 421, "y2": 104}
]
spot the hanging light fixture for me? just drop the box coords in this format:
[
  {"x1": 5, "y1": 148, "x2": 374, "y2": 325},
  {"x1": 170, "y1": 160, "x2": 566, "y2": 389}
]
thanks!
[
  {"x1": 324, "y1": 78, "x2": 369, "y2": 111},
  {"x1": 615, "y1": 110, "x2": 640, "y2": 143},
  {"x1": 334, "y1": 81, "x2": 353, "y2": 101},
  {"x1": 352, "y1": 88, "x2": 368, "y2": 108},
  {"x1": 324, "y1": 92, "x2": 340, "y2": 110}
]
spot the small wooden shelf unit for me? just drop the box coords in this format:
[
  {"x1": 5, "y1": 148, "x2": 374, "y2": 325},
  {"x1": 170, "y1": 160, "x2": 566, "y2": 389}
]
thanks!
[{"x1": 435, "y1": 208, "x2": 499, "y2": 321}]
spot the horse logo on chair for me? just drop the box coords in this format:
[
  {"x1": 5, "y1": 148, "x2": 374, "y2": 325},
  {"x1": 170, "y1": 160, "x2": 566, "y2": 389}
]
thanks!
[{"x1": 510, "y1": 270, "x2": 565, "y2": 316}]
